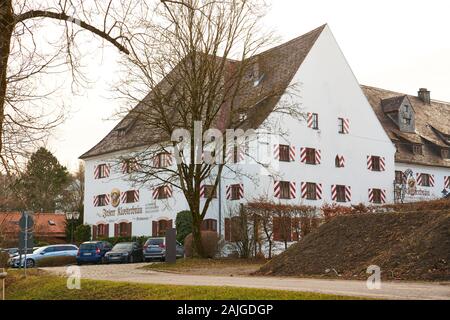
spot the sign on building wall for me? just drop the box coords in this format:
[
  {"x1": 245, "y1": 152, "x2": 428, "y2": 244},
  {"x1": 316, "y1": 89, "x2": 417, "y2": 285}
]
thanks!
[{"x1": 394, "y1": 169, "x2": 437, "y2": 203}]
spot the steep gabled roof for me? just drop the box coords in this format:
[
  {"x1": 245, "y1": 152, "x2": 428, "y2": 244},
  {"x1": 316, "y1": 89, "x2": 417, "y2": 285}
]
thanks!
[
  {"x1": 362, "y1": 85, "x2": 450, "y2": 168},
  {"x1": 80, "y1": 25, "x2": 326, "y2": 159}
]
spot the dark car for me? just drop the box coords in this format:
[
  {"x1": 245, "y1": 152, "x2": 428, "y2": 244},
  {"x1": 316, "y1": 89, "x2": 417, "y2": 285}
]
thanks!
[
  {"x1": 76, "y1": 241, "x2": 112, "y2": 265},
  {"x1": 143, "y1": 237, "x2": 184, "y2": 262},
  {"x1": 105, "y1": 242, "x2": 143, "y2": 264}
]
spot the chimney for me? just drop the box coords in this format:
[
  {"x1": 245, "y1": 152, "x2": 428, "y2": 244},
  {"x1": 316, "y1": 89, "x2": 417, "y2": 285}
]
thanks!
[{"x1": 418, "y1": 88, "x2": 431, "y2": 104}]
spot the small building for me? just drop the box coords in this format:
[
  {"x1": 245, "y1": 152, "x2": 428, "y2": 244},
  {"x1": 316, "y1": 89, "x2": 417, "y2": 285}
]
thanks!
[
  {"x1": 362, "y1": 86, "x2": 450, "y2": 202},
  {"x1": 0, "y1": 212, "x2": 67, "y2": 246}
]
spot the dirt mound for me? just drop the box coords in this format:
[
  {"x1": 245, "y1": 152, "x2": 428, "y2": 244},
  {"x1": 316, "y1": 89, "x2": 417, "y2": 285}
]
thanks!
[{"x1": 258, "y1": 211, "x2": 450, "y2": 281}]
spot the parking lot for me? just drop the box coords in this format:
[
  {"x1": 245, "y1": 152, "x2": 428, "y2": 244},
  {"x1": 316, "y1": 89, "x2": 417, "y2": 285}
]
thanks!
[{"x1": 41, "y1": 263, "x2": 450, "y2": 300}]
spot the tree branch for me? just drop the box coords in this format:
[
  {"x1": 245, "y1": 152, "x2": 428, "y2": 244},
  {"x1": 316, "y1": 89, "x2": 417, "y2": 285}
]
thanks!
[{"x1": 14, "y1": 10, "x2": 130, "y2": 55}]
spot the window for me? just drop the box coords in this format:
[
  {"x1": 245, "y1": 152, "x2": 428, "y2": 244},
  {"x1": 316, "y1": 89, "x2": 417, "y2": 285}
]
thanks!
[
  {"x1": 372, "y1": 189, "x2": 382, "y2": 204},
  {"x1": 413, "y1": 144, "x2": 423, "y2": 155},
  {"x1": 231, "y1": 185, "x2": 241, "y2": 200},
  {"x1": 371, "y1": 156, "x2": 381, "y2": 171},
  {"x1": 97, "y1": 164, "x2": 109, "y2": 179},
  {"x1": 305, "y1": 148, "x2": 316, "y2": 165},
  {"x1": 421, "y1": 174, "x2": 431, "y2": 187},
  {"x1": 117, "y1": 222, "x2": 131, "y2": 237},
  {"x1": 273, "y1": 217, "x2": 292, "y2": 242},
  {"x1": 97, "y1": 194, "x2": 108, "y2": 207},
  {"x1": 336, "y1": 185, "x2": 346, "y2": 203},
  {"x1": 123, "y1": 159, "x2": 138, "y2": 174},
  {"x1": 125, "y1": 191, "x2": 137, "y2": 203},
  {"x1": 157, "y1": 186, "x2": 171, "y2": 199},
  {"x1": 306, "y1": 183, "x2": 317, "y2": 200},
  {"x1": 97, "y1": 224, "x2": 109, "y2": 237},
  {"x1": 155, "y1": 153, "x2": 171, "y2": 168},
  {"x1": 338, "y1": 118, "x2": 345, "y2": 134},
  {"x1": 201, "y1": 219, "x2": 218, "y2": 232},
  {"x1": 395, "y1": 171, "x2": 404, "y2": 184},
  {"x1": 441, "y1": 148, "x2": 449, "y2": 159},
  {"x1": 203, "y1": 185, "x2": 217, "y2": 199},
  {"x1": 279, "y1": 181, "x2": 291, "y2": 200},
  {"x1": 335, "y1": 155, "x2": 344, "y2": 168},
  {"x1": 152, "y1": 219, "x2": 173, "y2": 237},
  {"x1": 311, "y1": 113, "x2": 319, "y2": 130},
  {"x1": 279, "y1": 145, "x2": 290, "y2": 162}
]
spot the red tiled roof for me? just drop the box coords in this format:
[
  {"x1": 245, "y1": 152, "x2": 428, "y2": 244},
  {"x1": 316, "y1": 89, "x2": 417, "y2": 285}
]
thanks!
[{"x1": 0, "y1": 212, "x2": 66, "y2": 238}]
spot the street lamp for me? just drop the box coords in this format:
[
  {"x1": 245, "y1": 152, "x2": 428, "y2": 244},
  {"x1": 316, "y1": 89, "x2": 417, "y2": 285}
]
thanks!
[{"x1": 66, "y1": 212, "x2": 80, "y2": 244}]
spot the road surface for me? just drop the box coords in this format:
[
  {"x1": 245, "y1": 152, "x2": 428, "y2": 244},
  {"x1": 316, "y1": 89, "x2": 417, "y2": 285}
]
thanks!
[{"x1": 42, "y1": 263, "x2": 450, "y2": 300}]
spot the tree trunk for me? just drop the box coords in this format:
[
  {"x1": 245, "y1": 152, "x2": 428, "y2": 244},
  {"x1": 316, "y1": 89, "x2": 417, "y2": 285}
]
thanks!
[
  {"x1": 0, "y1": 0, "x2": 14, "y2": 160},
  {"x1": 191, "y1": 211, "x2": 205, "y2": 258}
]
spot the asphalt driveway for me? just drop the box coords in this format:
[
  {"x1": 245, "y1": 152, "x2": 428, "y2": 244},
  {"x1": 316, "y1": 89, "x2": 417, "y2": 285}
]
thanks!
[{"x1": 42, "y1": 263, "x2": 450, "y2": 300}]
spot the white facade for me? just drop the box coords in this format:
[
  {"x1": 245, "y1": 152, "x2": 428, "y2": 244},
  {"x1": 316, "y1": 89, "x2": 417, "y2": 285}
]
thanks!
[{"x1": 82, "y1": 26, "x2": 415, "y2": 238}]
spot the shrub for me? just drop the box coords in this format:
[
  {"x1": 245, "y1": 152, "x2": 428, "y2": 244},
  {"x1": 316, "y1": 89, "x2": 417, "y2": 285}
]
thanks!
[
  {"x1": 0, "y1": 251, "x2": 9, "y2": 269},
  {"x1": 74, "y1": 224, "x2": 91, "y2": 243},
  {"x1": 184, "y1": 231, "x2": 219, "y2": 258},
  {"x1": 36, "y1": 256, "x2": 76, "y2": 267},
  {"x1": 176, "y1": 211, "x2": 193, "y2": 244}
]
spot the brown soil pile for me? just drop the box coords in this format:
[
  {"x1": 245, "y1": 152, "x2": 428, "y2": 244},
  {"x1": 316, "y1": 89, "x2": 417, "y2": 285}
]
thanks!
[{"x1": 258, "y1": 211, "x2": 450, "y2": 281}]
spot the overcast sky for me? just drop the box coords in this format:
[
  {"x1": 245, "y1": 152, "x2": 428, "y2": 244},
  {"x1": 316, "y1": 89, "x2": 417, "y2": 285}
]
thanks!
[{"x1": 46, "y1": 0, "x2": 450, "y2": 171}]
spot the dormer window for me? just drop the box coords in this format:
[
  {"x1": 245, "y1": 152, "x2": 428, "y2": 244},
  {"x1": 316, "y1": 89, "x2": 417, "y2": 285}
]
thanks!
[
  {"x1": 442, "y1": 148, "x2": 449, "y2": 159},
  {"x1": 413, "y1": 144, "x2": 423, "y2": 155},
  {"x1": 117, "y1": 128, "x2": 126, "y2": 137}
]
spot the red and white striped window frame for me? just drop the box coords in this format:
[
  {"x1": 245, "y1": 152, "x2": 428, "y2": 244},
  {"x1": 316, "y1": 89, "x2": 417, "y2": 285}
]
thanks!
[
  {"x1": 416, "y1": 173, "x2": 435, "y2": 187},
  {"x1": 94, "y1": 164, "x2": 110, "y2": 179},
  {"x1": 226, "y1": 184, "x2": 244, "y2": 201},
  {"x1": 274, "y1": 181, "x2": 296, "y2": 200},
  {"x1": 331, "y1": 185, "x2": 351, "y2": 203},
  {"x1": 121, "y1": 190, "x2": 140, "y2": 204}
]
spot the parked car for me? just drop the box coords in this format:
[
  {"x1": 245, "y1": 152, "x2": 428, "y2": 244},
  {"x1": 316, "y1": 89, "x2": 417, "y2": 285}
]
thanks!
[
  {"x1": 105, "y1": 242, "x2": 143, "y2": 264},
  {"x1": 143, "y1": 237, "x2": 184, "y2": 262},
  {"x1": 1, "y1": 248, "x2": 19, "y2": 258},
  {"x1": 9, "y1": 244, "x2": 78, "y2": 268},
  {"x1": 76, "y1": 241, "x2": 112, "y2": 265}
]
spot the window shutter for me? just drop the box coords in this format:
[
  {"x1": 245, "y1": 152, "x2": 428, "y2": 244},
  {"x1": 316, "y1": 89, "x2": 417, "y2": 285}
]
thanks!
[
  {"x1": 331, "y1": 185, "x2": 337, "y2": 201},
  {"x1": 152, "y1": 221, "x2": 158, "y2": 237},
  {"x1": 226, "y1": 186, "x2": 232, "y2": 200},
  {"x1": 430, "y1": 175, "x2": 435, "y2": 187},
  {"x1": 367, "y1": 156, "x2": 373, "y2": 170},
  {"x1": 152, "y1": 187, "x2": 160, "y2": 200},
  {"x1": 94, "y1": 166, "x2": 99, "y2": 179},
  {"x1": 315, "y1": 150, "x2": 322, "y2": 164},
  {"x1": 301, "y1": 182, "x2": 307, "y2": 199},
  {"x1": 128, "y1": 222, "x2": 132, "y2": 237},
  {"x1": 290, "y1": 182, "x2": 296, "y2": 199},
  {"x1": 307, "y1": 113, "x2": 313, "y2": 128},
  {"x1": 168, "y1": 220, "x2": 173, "y2": 229},
  {"x1": 239, "y1": 184, "x2": 244, "y2": 199},
  {"x1": 345, "y1": 186, "x2": 352, "y2": 202},
  {"x1": 344, "y1": 118, "x2": 350, "y2": 134},
  {"x1": 274, "y1": 181, "x2": 281, "y2": 199},
  {"x1": 381, "y1": 189, "x2": 387, "y2": 204},
  {"x1": 416, "y1": 173, "x2": 422, "y2": 186},
  {"x1": 105, "y1": 164, "x2": 111, "y2": 177},
  {"x1": 380, "y1": 157, "x2": 386, "y2": 171},
  {"x1": 273, "y1": 145, "x2": 280, "y2": 160},
  {"x1": 224, "y1": 218, "x2": 231, "y2": 241},
  {"x1": 316, "y1": 183, "x2": 323, "y2": 200},
  {"x1": 92, "y1": 225, "x2": 98, "y2": 240},
  {"x1": 105, "y1": 194, "x2": 110, "y2": 206},
  {"x1": 289, "y1": 146, "x2": 296, "y2": 162},
  {"x1": 134, "y1": 190, "x2": 140, "y2": 202},
  {"x1": 300, "y1": 148, "x2": 306, "y2": 163},
  {"x1": 445, "y1": 176, "x2": 450, "y2": 189},
  {"x1": 114, "y1": 223, "x2": 119, "y2": 237},
  {"x1": 93, "y1": 196, "x2": 98, "y2": 207},
  {"x1": 105, "y1": 224, "x2": 109, "y2": 237}
]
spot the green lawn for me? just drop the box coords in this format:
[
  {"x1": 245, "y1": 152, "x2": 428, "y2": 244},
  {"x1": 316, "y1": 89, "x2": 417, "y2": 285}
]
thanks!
[
  {"x1": 5, "y1": 270, "x2": 363, "y2": 300},
  {"x1": 143, "y1": 258, "x2": 264, "y2": 271}
]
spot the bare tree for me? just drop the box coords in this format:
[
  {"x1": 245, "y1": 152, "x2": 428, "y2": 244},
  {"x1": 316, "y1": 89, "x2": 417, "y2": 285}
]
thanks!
[
  {"x1": 0, "y1": 0, "x2": 134, "y2": 173},
  {"x1": 115, "y1": 0, "x2": 291, "y2": 257}
]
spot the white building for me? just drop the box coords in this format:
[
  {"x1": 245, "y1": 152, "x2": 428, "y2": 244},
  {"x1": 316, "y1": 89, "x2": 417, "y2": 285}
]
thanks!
[{"x1": 80, "y1": 25, "x2": 449, "y2": 239}]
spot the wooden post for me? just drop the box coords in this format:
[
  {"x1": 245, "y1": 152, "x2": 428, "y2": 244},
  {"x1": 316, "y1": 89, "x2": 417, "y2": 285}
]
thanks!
[{"x1": 0, "y1": 268, "x2": 7, "y2": 300}]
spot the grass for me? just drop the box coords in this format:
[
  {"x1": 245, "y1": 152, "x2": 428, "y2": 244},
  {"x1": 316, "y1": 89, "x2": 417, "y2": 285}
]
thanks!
[
  {"x1": 5, "y1": 270, "x2": 363, "y2": 300},
  {"x1": 143, "y1": 258, "x2": 265, "y2": 272}
]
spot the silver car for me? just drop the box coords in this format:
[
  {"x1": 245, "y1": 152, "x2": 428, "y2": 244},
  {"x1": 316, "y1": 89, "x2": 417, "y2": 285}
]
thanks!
[
  {"x1": 143, "y1": 237, "x2": 184, "y2": 262},
  {"x1": 9, "y1": 244, "x2": 78, "y2": 268}
]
